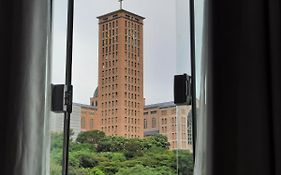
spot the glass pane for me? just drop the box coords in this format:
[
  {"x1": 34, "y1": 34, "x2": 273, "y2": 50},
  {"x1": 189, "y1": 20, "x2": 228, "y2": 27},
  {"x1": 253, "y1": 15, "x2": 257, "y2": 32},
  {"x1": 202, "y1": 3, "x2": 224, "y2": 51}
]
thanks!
[
  {"x1": 175, "y1": 0, "x2": 194, "y2": 174},
  {"x1": 49, "y1": 0, "x2": 68, "y2": 174},
  {"x1": 50, "y1": 0, "x2": 194, "y2": 174}
]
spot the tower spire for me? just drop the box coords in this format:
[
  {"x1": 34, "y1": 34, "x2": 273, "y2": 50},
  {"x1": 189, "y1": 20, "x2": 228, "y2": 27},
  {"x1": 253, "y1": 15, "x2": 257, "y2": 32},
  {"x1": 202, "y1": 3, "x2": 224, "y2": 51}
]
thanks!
[{"x1": 119, "y1": 0, "x2": 123, "y2": 9}]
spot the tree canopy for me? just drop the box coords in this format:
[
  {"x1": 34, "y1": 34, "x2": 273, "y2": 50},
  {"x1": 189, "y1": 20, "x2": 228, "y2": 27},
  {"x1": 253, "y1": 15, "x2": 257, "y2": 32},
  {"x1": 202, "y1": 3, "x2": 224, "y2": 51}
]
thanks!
[{"x1": 50, "y1": 130, "x2": 193, "y2": 175}]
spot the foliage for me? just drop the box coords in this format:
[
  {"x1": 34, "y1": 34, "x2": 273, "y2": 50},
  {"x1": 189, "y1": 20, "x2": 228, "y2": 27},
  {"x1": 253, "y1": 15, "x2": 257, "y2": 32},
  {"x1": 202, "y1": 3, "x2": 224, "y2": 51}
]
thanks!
[
  {"x1": 96, "y1": 134, "x2": 169, "y2": 154},
  {"x1": 50, "y1": 132, "x2": 63, "y2": 165},
  {"x1": 98, "y1": 152, "x2": 126, "y2": 162},
  {"x1": 116, "y1": 164, "x2": 175, "y2": 175},
  {"x1": 135, "y1": 149, "x2": 174, "y2": 168},
  {"x1": 145, "y1": 134, "x2": 170, "y2": 149},
  {"x1": 97, "y1": 161, "x2": 121, "y2": 175},
  {"x1": 79, "y1": 154, "x2": 99, "y2": 168},
  {"x1": 96, "y1": 136, "x2": 127, "y2": 152},
  {"x1": 50, "y1": 162, "x2": 61, "y2": 175},
  {"x1": 80, "y1": 167, "x2": 105, "y2": 175},
  {"x1": 69, "y1": 151, "x2": 80, "y2": 167},
  {"x1": 123, "y1": 141, "x2": 143, "y2": 159},
  {"x1": 70, "y1": 142, "x2": 96, "y2": 152},
  {"x1": 50, "y1": 131, "x2": 193, "y2": 175},
  {"x1": 173, "y1": 150, "x2": 194, "y2": 175},
  {"x1": 68, "y1": 166, "x2": 84, "y2": 175},
  {"x1": 76, "y1": 130, "x2": 106, "y2": 145},
  {"x1": 50, "y1": 132, "x2": 63, "y2": 152}
]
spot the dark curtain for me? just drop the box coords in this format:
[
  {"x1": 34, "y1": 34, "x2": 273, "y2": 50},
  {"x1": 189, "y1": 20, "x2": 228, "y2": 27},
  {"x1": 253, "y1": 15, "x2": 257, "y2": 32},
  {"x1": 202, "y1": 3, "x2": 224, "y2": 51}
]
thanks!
[
  {"x1": 0, "y1": 0, "x2": 52, "y2": 174},
  {"x1": 207, "y1": 0, "x2": 281, "y2": 174}
]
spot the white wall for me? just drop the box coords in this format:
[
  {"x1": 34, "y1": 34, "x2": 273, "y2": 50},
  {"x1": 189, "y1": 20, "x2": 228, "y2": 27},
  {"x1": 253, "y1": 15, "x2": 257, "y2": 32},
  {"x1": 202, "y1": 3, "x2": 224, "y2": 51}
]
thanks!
[{"x1": 49, "y1": 104, "x2": 81, "y2": 140}]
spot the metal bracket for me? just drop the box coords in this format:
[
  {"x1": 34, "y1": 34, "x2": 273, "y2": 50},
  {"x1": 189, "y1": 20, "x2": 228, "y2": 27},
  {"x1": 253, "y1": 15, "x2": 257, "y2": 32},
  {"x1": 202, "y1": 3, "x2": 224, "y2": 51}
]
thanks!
[
  {"x1": 51, "y1": 84, "x2": 73, "y2": 113},
  {"x1": 174, "y1": 74, "x2": 192, "y2": 105}
]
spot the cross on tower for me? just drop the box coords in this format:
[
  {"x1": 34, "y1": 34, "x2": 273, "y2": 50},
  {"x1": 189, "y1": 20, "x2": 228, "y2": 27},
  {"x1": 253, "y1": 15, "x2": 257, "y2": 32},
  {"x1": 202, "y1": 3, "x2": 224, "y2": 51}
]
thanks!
[{"x1": 119, "y1": 0, "x2": 123, "y2": 9}]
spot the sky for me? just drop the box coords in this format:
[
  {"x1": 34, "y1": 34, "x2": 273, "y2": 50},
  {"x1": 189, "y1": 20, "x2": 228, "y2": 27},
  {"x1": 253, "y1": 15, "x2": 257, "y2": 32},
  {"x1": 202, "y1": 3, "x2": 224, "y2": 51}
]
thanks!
[{"x1": 51, "y1": 0, "x2": 191, "y2": 105}]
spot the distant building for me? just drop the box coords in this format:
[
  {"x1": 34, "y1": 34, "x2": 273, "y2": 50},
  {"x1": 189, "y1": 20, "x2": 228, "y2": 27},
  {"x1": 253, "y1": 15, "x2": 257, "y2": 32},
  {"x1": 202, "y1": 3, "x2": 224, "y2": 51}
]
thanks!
[
  {"x1": 50, "y1": 100, "x2": 192, "y2": 151},
  {"x1": 144, "y1": 102, "x2": 192, "y2": 151},
  {"x1": 94, "y1": 8, "x2": 145, "y2": 138},
  {"x1": 50, "y1": 103, "x2": 97, "y2": 139},
  {"x1": 80, "y1": 104, "x2": 97, "y2": 132}
]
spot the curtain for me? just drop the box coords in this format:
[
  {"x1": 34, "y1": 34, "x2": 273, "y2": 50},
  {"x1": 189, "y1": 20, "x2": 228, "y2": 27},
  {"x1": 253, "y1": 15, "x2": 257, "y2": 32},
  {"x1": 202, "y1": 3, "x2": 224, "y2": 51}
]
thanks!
[
  {"x1": 0, "y1": 0, "x2": 52, "y2": 174},
  {"x1": 206, "y1": 0, "x2": 281, "y2": 174}
]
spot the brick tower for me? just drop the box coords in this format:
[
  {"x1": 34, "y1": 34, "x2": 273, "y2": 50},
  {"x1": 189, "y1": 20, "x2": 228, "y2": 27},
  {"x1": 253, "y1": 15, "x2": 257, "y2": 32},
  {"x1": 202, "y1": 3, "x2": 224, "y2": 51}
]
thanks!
[{"x1": 95, "y1": 8, "x2": 145, "y2": 138}]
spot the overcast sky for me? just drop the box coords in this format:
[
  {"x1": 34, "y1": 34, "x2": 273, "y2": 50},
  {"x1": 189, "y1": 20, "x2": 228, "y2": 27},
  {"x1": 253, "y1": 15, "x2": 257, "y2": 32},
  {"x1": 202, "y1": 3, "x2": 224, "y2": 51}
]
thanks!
[{"x1": 51, "y1": 0, "x2": 191, "y2": 105}]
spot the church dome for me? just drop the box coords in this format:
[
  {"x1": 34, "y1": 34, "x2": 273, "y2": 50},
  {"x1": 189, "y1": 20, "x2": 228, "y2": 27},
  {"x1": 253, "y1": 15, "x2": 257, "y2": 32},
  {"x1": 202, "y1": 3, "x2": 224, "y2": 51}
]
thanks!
[{"x1": 93, "y1": 87, "x2": 98, "y2": 98}]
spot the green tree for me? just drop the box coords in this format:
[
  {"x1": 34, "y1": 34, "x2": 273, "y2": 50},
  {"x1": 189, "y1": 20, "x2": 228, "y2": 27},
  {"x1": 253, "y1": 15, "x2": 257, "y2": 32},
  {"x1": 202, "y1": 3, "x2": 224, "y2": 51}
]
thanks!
[
  {"x1": 76, "y1": 130, "x2": 106, "y2": 145},
  {"x1": 50, "y1": 132, "x2": 63, "y2": 151},
  {"x1": 116, "y1": 164, "x2": 175, "y2": 175},
  {"x1": 50, "y1": 130, "x2": 193, "y2": 175},
  {"x1": 96, "y1": 136, "x2": 127, "y2": 152},
  {"x1": 69, "y1": 151, "x2": 80, "y2": 167},
  {"x1": 98, "y1": 152, "x2": 126, "y2": 162},
  {"x1": 135, "y1": 149, "x2": 174, "y2": 168},
  {"x1": 78, "y1": 154, "x2": 99, "y2": 168},
  {"x1": 124, "y1": 141, "x2": 143, "y2": 159},
  {"x1": 50, "y1": 162, "x2": 61, "y2": 175},
  {"x1": 80, "y1": 167, "x2": 105, "y2": 175},
  {"x1": 70, "y1": 142, "x2": 96, "y2": 153},
  {"x1": 173, "y1": 150, "x2": 194, "y2": 175},
  {"x1": 146, "y1": 134, "x2": 170, "y2": 149},
  {"x1": 68, "y1": 166, "x2": 83, "y2": 175},
  {"x1": 98, "y1": 161, "x2": 121, "y2": 175}
]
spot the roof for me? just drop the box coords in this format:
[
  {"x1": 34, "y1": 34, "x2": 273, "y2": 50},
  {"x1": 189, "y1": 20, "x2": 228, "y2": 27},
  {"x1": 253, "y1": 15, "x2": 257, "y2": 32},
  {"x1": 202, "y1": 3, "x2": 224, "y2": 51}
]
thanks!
[
  {"x1": 144, "y1": 101, "x2": 176, "y2": 109},
  {"x1": 97, "y1": 9, "x2": 145, "y2": 20},
  {"x1": 73, "y1": 103, "x2": 97, "y2": 110}
]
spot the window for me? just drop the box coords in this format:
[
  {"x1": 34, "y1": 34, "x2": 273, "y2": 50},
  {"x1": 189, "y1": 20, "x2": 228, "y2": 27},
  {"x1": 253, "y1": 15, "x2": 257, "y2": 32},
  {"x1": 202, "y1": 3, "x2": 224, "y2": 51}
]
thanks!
[
  {"x1": 151, "y1": 110, "x2": 157, "y2": 114},
  {"x1": 90, "y1": 119, "x2": 94, "y2": 129},
  {"x1": 161, "y1": 110, "x2": 167, "y2": 115},
  {"x1": 144, "y1": 119, "x2": 147, "y2": 129},
  {"x1": 51, "y1": 1, "x2": 193, "y2": 175},
  {"x1": 152, "y1": 118, "x2": 156, "y2": 128},
  {"x1": 81, "y1": 117, "x2": 86, "y2": 129}
]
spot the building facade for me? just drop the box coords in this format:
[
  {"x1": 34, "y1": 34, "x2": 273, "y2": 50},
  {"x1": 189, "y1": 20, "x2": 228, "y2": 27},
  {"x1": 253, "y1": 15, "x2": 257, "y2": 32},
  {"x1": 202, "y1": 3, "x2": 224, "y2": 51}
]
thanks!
[
  {"x1": 50, "y1": 103, "x2": 97, "y2": 139},
  {"x1": 95, "y1": 9, "x2": 145, "y2": 138},
  {"x1": 80, "y1": 104, "x2": 97, "y2": 132},
  {"x1": 144, "y1": 102, "x2": 193, "y2": 151},
  {"x1": 86, "y1": 8, "x2": 192, "y2": 151}
]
